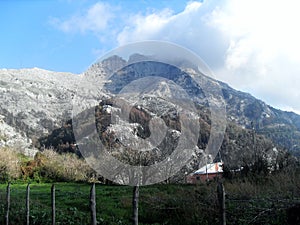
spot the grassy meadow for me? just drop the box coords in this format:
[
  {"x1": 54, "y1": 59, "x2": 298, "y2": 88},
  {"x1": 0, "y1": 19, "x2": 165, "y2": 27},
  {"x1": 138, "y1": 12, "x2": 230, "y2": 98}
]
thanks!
[{"x1": 0, "y1": 171, "x2": 299, "y2": 225}]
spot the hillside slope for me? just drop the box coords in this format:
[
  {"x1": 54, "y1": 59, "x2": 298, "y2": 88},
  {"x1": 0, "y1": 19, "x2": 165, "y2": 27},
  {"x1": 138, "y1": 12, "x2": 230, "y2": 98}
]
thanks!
[{"x1": 0, "y1": 56, "x2": 299, "y2": 162}]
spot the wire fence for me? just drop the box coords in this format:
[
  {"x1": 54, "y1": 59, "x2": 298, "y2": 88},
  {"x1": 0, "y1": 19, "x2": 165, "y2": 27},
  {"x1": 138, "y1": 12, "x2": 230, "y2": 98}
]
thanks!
[{"x1": 0, "y1": 182, "x2": 299, "y2": 225}]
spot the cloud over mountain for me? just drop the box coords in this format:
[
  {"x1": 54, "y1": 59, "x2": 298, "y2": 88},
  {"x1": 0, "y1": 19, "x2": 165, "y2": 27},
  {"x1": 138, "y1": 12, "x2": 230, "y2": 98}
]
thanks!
[
  {"x1": 42, "y1": 0, "x2": 300, "y2": 113},
  {"x1": 116, "y1": 0, "x2": 300, "y2": 113}
]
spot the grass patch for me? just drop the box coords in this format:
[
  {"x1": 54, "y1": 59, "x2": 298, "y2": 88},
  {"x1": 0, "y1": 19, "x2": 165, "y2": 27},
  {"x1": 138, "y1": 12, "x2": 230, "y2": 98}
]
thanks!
[
  {"x1": 0, "y1": 177, "x2": 299, "y2": 224},
  {"x1": 0, "y1": 183, "x2": 133, "y2": 225}
]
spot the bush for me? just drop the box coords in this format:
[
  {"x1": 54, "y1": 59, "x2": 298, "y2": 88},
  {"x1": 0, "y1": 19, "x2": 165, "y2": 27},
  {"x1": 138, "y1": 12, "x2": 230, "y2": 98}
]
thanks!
[
  {"x1": 0, "y1": 147, "x2": 21, "y2": 181},
  {"x1": 0, "y1": 147, "x2": 96, "y2": 183},
  {"x1": 36, "y1": 149, "x2": 95, "y2": 182}
]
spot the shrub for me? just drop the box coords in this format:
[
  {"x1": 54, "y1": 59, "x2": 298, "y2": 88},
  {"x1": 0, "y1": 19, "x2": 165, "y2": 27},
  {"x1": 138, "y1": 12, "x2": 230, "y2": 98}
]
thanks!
[
  {"x1": 0, "y1": 147, "x2": 21, "y2": 180},
  {"x1": 37, "y1": 149, "x2": 95, "y2": 182},
  {"x1": 0, "y1": 147, "x2": 96, "y2": 182}
]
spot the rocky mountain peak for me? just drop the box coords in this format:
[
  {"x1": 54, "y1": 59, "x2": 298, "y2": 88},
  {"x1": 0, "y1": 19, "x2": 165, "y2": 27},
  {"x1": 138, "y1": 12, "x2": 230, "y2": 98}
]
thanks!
[
  {"x1": 0, "y1": 68, "x2": 79, "y2": 138},
  {"x1": 1, "y1": 54, "x2": 300, "y2": 162}
]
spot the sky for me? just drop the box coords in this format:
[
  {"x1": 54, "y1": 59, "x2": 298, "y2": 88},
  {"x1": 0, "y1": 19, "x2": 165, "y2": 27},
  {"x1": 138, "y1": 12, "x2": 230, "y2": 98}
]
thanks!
[{"x1": 1, "y1": 0, "x2": 300, "y2": 114}]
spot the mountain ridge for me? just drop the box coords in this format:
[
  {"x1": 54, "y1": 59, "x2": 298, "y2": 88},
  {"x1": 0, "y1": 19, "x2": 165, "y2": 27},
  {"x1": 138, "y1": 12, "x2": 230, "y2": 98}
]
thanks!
[{"x1": 0, "y1": 58, "x2": 299, "y2": 161}]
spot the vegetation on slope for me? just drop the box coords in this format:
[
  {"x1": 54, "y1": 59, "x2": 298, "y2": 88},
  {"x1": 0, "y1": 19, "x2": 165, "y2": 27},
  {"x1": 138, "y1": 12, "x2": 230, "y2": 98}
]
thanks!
[{"x1": 0, "y1": 147, "x2": 95, "y2": 183}]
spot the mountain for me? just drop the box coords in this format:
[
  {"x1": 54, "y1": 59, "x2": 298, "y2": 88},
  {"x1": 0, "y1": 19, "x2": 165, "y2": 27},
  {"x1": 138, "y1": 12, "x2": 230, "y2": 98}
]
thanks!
[
  {"x1": 0, "y1": 57, "x2": 298, "y2": 177},
  {"x1": 0, "y1": 68, "x2": 77, "y2": 137},
  {"x1": 93, "y1": 55, "x2": 300, "y2": 159},
  {"x1": 220, "y1": 81, "x2": 300, "y2": 157},
  {"x1": 0, "y1": 115, "x2": 37, "y2": 157}
]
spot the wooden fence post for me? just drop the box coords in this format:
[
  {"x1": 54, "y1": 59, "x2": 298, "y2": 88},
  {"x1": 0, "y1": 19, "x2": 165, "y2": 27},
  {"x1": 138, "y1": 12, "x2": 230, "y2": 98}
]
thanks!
[
  {"x1": 217, "y1": 182, "x2": 226, "y2": 225},
  {"x1": 51, "y1": 184, "x2": 56, "y2": 225},
  {"x1": 5, "y1": 182, "x2": 10, "y2": 225},
  {"x1": 132, "y1": 186, "x2": 139, "y2": 225},
  {"x1": 26, "y1": 183, "x2": 30, "y2": 225},
  {"x1": 90, "y1": 183, "x2": 97, "y2": 225}
]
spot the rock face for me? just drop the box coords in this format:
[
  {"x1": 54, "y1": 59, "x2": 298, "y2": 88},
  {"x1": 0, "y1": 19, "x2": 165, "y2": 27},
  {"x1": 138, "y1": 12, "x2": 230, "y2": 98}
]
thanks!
[
  {"x1": 220, "y1": 81, "x2": 300, "y2": 156},
  {"x1": 0, "y1": 68, "x2": 78, "y2": 137},
  {"x1": 0, "y1": 55, "x2": 299, "y2": 165},
  {"x1": 39, "y1": 57, "x2": 291, "y2": 184},
  {"x1": 95, "y1": 56, "x2": 300, "y2": 158},
  {"x1": 0, "y1": 114, "x2": 37, "y2": 157}
]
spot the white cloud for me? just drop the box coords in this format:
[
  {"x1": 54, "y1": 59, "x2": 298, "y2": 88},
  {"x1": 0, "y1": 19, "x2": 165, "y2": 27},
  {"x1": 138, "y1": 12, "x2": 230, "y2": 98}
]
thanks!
[
  {"x1": 50, "y1": 0, "x2": 300, "y2": 113},
  {"x1": 116, "y1": 0, "x2": 300, "y2": 113},
  {"x1": 118, "y1": 1, "x2": 202, "y2": 42},
  {"x1": 117, "y1": 1, "x2": 228, "y2": 69},
  {"x1": 118, "y1": 8, "x2": 173, "y2": 42},
  {"x1": 209, "y1": 0, "x2": 300, "y2": 112},
  {"x1": 50, "y1": 2, "x2": 114, "y2": 34}
]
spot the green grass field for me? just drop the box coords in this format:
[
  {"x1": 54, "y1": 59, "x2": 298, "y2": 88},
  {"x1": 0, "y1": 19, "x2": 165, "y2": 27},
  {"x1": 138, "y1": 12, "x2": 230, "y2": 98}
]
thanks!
[
  {"x1": 0, "y1": 182, "x2": 220, "y2": 225},
  {"x1": 0, "y1": 183, "x2": 134, "y2": 225},
  {"x1": 0, "y1": 178, "x2": 299, "y2": 225}
]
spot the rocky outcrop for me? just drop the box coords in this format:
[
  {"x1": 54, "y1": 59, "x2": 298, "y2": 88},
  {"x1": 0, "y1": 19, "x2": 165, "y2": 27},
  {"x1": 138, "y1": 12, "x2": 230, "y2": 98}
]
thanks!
[
  {"x1": 0, "y1": 114, "x2": 37, "y2": 157},
  {"x1": 0, "y1": 68, "x2": 78, "y2": 137},
  {"x1": 1, "y1": 54, "x2": 299, "y2": 163}
]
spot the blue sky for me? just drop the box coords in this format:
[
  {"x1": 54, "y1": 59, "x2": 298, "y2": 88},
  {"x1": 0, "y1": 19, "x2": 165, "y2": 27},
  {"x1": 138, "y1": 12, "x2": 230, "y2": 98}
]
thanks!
[
  {"x1": 1, "y1": 0, "x2": 300, "y2": 113},
  {"x1": 0, "y1": 0, "x2": 189, "y2": 73}
]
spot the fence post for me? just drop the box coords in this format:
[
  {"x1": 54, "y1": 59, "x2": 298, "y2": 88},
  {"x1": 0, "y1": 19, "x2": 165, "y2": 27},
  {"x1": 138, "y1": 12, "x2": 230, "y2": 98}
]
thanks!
[
  {"x1": 5, "y1": 182, "x2": 10, "y2": 225},
  {"x1": 26, "y1": 183, "x2": 30, "y2": 225},
  {"x1": 90, "y1": 183, "x2": 97, "y2": 225},
  {"x1": 51, "y1": 184, "x2": 56, "y2": 225},
  {"x1": 217, "y1": 182, "x2": 226, "y2": 225},
  {"x1": 132, "y1": 186, "x2": 139, "y2": 225}
]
